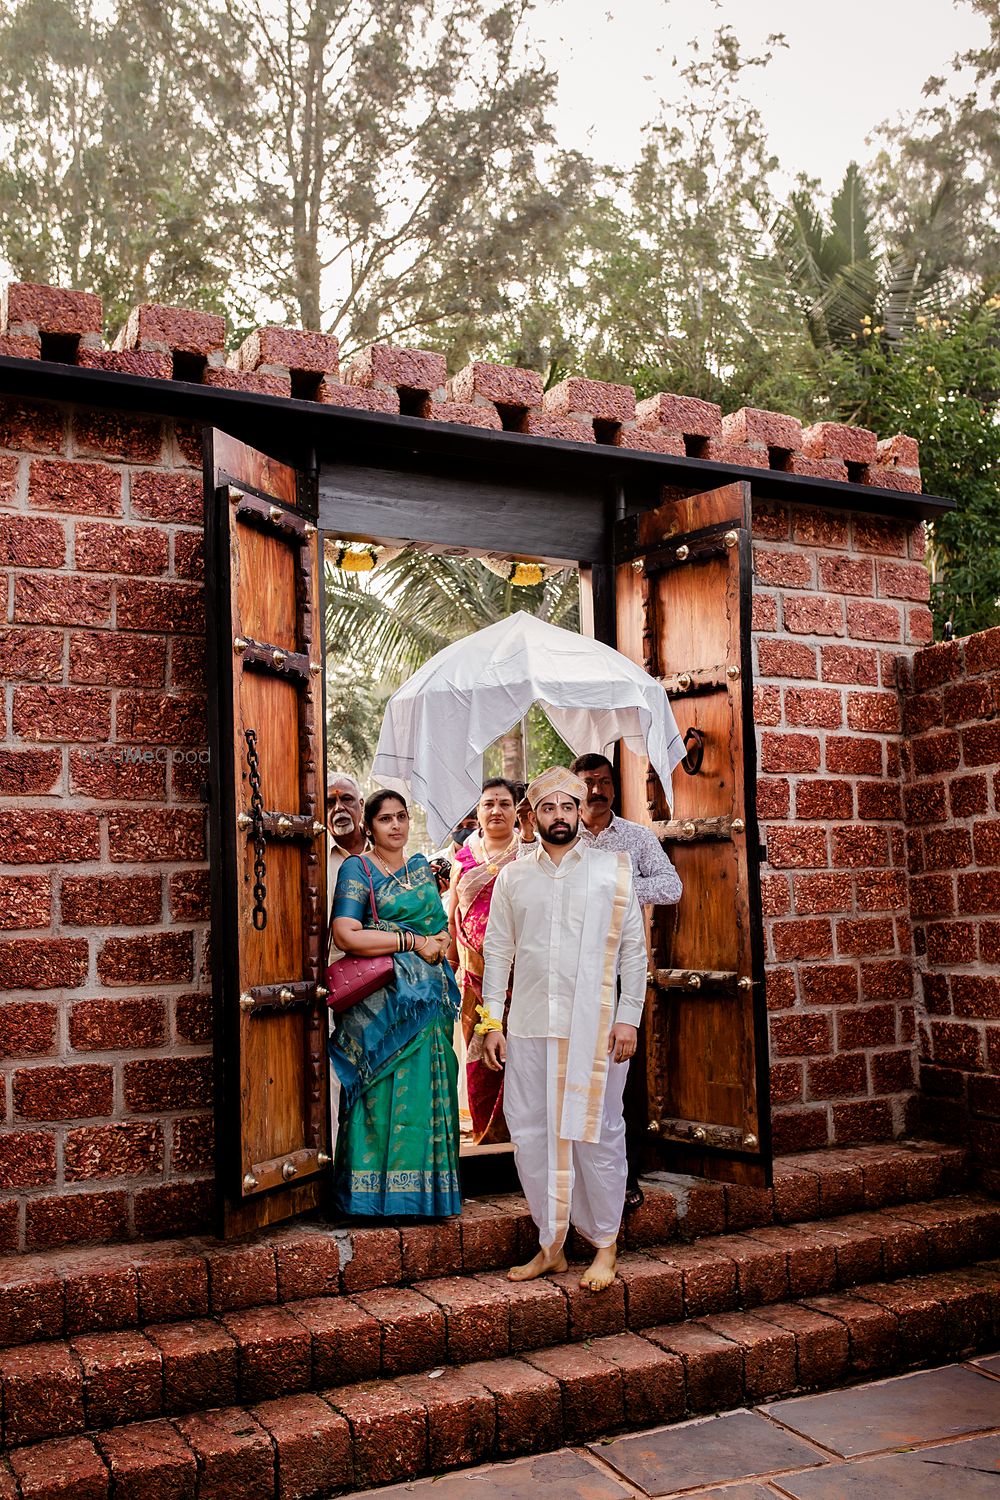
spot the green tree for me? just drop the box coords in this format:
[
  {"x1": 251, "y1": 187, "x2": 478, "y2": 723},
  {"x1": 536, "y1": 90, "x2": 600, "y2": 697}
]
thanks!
[
  {"x1": 820, "y1": 300, "x2": 1000, "y2": 637},
  {"x1": 0, "y1": 0, "x2": 241, "y2": 331}
]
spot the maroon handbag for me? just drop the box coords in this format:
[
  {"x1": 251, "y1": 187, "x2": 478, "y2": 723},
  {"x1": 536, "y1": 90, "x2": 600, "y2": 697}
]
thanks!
[{"x1": 325, "y1": 859, "x2": 394, "y2": 1016}]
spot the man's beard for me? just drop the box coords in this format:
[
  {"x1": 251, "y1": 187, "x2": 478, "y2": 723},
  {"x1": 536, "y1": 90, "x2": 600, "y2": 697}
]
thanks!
[
  {"x1": 331, "y1": 814, "x2": 356, "y2": 837},
  {"x1": 542, "y1": 819, "x2": 577, "y2": 846}
]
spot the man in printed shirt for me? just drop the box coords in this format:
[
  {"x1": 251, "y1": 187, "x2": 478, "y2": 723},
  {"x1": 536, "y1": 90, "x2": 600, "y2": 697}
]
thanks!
[
  {"x1": 572, "y1": 751, "x2": 682, "y2": 1211},
  {"x1": 480, "y1": 767, "x2": 647, "y2": 1292}
]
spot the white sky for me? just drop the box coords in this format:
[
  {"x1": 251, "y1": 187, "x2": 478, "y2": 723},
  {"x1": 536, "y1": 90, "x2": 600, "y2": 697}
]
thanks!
[{"x1": 531, "y1": 0, "x2": 989, "y2": 192}]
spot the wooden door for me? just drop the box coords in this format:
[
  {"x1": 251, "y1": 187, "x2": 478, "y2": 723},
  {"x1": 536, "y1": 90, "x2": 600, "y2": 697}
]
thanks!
[
  {"x1": 204, "y1": 430, "x2": 329, "y2": 1235},
  {"x1": 615, "y1": 482, "x2": 771, "y2": 1187}
]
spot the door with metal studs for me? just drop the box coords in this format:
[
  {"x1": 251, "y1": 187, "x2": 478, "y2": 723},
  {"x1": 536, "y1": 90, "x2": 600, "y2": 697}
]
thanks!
[
  {"x1": 204, "y1": 430, "x2": 330, "y2": 1235},
  {"x1": 614, "y1": 481, "x2": 772, "y2": 1188}
]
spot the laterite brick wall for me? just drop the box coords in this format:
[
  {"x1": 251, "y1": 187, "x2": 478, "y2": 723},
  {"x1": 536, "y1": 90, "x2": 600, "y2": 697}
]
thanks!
[
  {"x1": 750, "y1": 499, "x2": 932, "y2": 1155},
  {"x1": 0, "y1": 278, "x2": 937, "y2": 1252},
  {"x1": 0, "y1": 394, "x2": 214, "y2": 1252},
  {"x1": 901, "y1": 630, "x2": 1000, "y2": 1189}
]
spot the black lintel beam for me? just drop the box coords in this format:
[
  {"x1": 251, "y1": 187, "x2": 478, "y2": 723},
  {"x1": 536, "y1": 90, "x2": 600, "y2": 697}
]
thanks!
[{"x1": 0, "y1": 355, "x2": 954, "y2": 522}]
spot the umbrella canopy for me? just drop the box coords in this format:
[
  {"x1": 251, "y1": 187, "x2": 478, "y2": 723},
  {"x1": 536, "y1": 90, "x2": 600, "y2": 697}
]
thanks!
[{"x1": 371, "y1": 611, "x2": 687, "y2": 845}]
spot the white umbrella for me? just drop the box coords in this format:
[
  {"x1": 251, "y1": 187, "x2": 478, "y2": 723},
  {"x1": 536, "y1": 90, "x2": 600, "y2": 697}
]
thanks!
[{"x1": 371, "y1": 611, "x2": 687, "y2": 845}]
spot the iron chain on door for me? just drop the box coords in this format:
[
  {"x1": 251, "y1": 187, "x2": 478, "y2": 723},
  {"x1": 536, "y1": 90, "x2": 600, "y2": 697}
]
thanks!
[{"x1": 204, "y1": 429, "x2": 329, "y2": 1235}]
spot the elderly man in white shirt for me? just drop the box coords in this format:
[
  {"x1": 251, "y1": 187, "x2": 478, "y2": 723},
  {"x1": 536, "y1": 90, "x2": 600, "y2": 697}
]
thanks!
[{"x1": 480, "y1": 766, "x2": 647, "y2": 1293}]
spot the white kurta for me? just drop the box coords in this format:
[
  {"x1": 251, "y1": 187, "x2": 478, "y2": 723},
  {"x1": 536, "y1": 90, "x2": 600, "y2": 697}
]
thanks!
[{"x1": 481, "y1": 842, "x2": 647, "y2": 1252}]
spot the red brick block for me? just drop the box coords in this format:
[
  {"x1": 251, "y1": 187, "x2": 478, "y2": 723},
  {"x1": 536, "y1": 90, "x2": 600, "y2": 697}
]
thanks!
[
  {"x1": 524, "y1": 1342, "x2": 624, "y2": 1441},
  {"x1": 26, "y1": 1192, "x2": 128, "y2": 1251},
  {"x1": 644, "y1": 1322, "x2": 741, "y2": 1411},
  {"x1": 0, "y1": 513, "x2": 66, "y2": 569},
  {"x1": 716, "y1": 1233, "x2": 787, "y2": 1305},
  {"x1": 60, "y1": 1253, "x2": 138, "y2": 1339},
  {"x1": 345, "y1": 342, "x2": 445, "y2": 393},
  {"x1": 170, "y1": 637, "x2": 206, "y2": 690},
  {"x1": 784, "y1": 687, "x2": 843, "y2": 728},
  {"x1": 722, "y1": 407, "x2": 802, "y2": 451},
  {"x1": 61, "y1": 875, "x2": 161, "y2": 928},
  {"x1": 0, "y1": 397, "x2": 65, "y2": 454},
  {"x1": 761, "y1": 875, "x2": 791, "y2": 916},
  {"x1": 782, "y1": 453, "x2": 849, "y2": 480},
  {"x1": 635, "y1": 391, "x2": 721, "y2": 437},
  {"x1": 783, "y1": 594, "x2": 845, "y2": 637},
  {"x1": 326, "y1": 1381, "x2": 427, "y2": 1487},
  {"x1": 9, "y1": 1436, "x2": 109, "y2": 1500},
  {"x1": 803, "y1": 422, "x2": 877, "y2": 465},
  {"x1": 795, "y1": 780, "x2": 853, "y2": 820},
  {"x1": 97, "y1": 932, "x2": 193, "y2": 986},
  {"x1": 877, "y1": 557, "x2": 930, "y2": 602},
  {"x1": 1, "y1": 811, "x2": 99, "y2": 867},
  {"x1": 700, "y1": 1310, "x2": 796, "y2": 1399},
  {"x1": 470, "y1": 1273, "x2": 566, "y2": 1353},
  {"x1": 12, "y1": 685, "x2": 111, "y2": 743},
  {"x1": 903, "y1": 779, "x2": 947, "y2": 824},
  {"x1": 71, "y1": 749, "x2": 166, "y2": 802},
  {"x1": 116, "y1": 303, "x2": 224, "y2": 357},
  {"x1": 853, "y1": 515, "x2": 909, "y2": 556},
  {"x1": 75, "y1": 520, "x2": 168, "y2": 576},
  {"x1": 924, "y1": 827, "x2": 973, "y2": 871},
  {"x1": 825, "y1": 736, "x2": 882, "y2": 776},
  {"x1": 64, "y1": 1121, "x2": 163, "y2": 1182},
  {"x1": 72, "y1": 410, "x2": 162, "y2": 464},
  {"x1": 416, "y1": 1275, "x2": 509, "y2": 1363},
  {"x1": 759, "y1": 1303, "x2": 849, "y2": 1387},
  {"x1": 173, "y1": 1406, "x2": 274, "y2": 1500},
  {"x1": 252, "y1": 1392, "x2": 353, "y2": 1498},
  {"x1": 135, "y1": 1253, "x2": 209, "y2": 1325},
  {"x1": 129, "y1": 471, "x2": 202, "y2": 525},
  {"x1": 395, "y1": 1219, "x2": 461, "y2": 1282},
  {"x1": 831, "y1": 825, "x2": 889, "y2": 868},
  {"x1": 170, "y1": 1114, "x2": 212, "y2": 1172},
  {"x1": 0, "y1": 330, "x2": 41, "y2": 358},
  {"x1": 817, "y1": 556, "x2": 874, "y2": 596},
  {"x1": 14, "y1": 574, "x2": 112, "y2": 627},
  {"x1": 835, "y1": 917, "x2": 896, "y2": 957},
  {"x1": 68, "y1": 998, "x2": 166, "y2": 1053},
  {"x1": 237, "y1": 326, "x2": 340, "y2": 375},
  {"x1": 340, "y1": 1227, "x2": 402, "y2": 1293},
  {"x1": 68, "y1": 632, "x2": 165, "y2": 688},
  {"x1": 793, "y1": 874, "x2": 853, "y2": 915},
  {"x1": 220, "y1": 1305, "x2": 311, "y2": 1402},
  {"x1": 768, "y1": 826, "x2": 828, "y2": 869},
  {"x1": 789, "y1": 508, "x2": 848, "y2": 548},
  {"x1": 417, "y1": 397, "x2": 502, "y2": 429},
  {"x1": 648, "y1": 1242, "x2": 736, "y2": 1317},
  {"x1": 0, "y1": 625, "x2": 65, "y2": 685},
  {"x1": 912, "y1": 730, "x2": 961, "y2": 776},
  {"x1": 845, "y1": 690, "x2": 900, "y2": 734},
  {"x1": 957, "y1": 871, "x2": 1000, "y2": 914},
  {"x1": 4, "y1": 281, "x2": 101, "y2": 335},
  {"x1": 348, "y1": 1286, "x2": 443, "y2": 1375},
  {"x1": 456, "y1": 1202, "x2": 518, "y2": 1273},
  {"x1": 0, "y1": 746, "x2": 63, "y2": 795},
  {"x1": 147, "y1": 1319, "x2": 238, "y2": 1414},
  {"x1": 753, "y1": 683, "x2": 781, "y2": 726},
  {"x1": 611, "y1": 1252, "x2": 682, "y2": 1328},
  {"x1": 757, "y1": 778, "x2": 790, "y2": 818},
  {"x1": 203, "y1": 367, "x2": 292, "y2": 397},
  {"x1": 909, "y1": 875, "x2": 956, "y2": 921},
  {"x1": 116, "y1": 691, "x2": 205, "y2": 746},
  {"x1": 771, "y1": 918, "x2": 834, "y2": 960},
  {"x1": 14, "y1": 1064, "x2": 112, "y2": 1120},
  {"x1": 799, "y1": 965, "x2": 859, "y2": 1005},
  {"x1": 877, "y1": 433, "x2": 920, "y2": 469},
  {"x1": 74, "y1": 1329, "x2": 162, "y2": 1428},
  {"x1": 171, "y1": 529, "x2": 203, "y2": 581},
  {"x1": 942, "y1": 678, "x2": 998, "y2": 727},
  {"x1": 315, "y1": 380, "x2": 400, "y2": 413},
  {"x1": 266, "y1": 1230, "x2": 339, "y2": 1304},
  {"x1": 461, "y1": 1356, "x2": 562, "y2": 1457},
  {"x1": 123, "y1": 1056, "x2": 211, "y2": 1113},
  {"x1": 96, "y1": 1418, "x2": 197, "y2": 1500},
  {"x1": 116, "y1": 579, "x2": 203, "y2": 634},
  {"x1": 962, "y1": 721, "x2": 1000, "y2": 766},
  {"x1": 286, "y1": 1298, "x2": 379, "y2": 1388},
  {"x1": 76, "y1": 349, "x2": 172, "y2": 379},
  {"x1": 771, "y1": 1165, "x2": 821, "y2": 1223},
  {"x1": 0, "y1": 1000, "x2": 57, "y2": 1055},
  {"x1": 752, "y1": 592, "x2": 779, "y2": 631},
  {"x1": 757, "y1": 639, "x2": 817, "y2": 679},
  {"x1": 846, "y1": 600, "x2": 902, "y2": 642},
  {"x1": 0, "y1": 1129, "x2": 56, "y2": 1189},
  {"x1": 860, "y1": 960, "x2": 913, "y2": 1000},
  {"x1": 951, "y1": 974, "x2": 1000, "y2": 1019},
  {"x1": 752, "y1": 501, "x2": 789, "y2": 539},
  {"x1": 0, "y1": 1341, "x2": 86, "y2": 1444},
  {"x1": 760, "y1": 732, "x2": 820, "y2": 773},
  {"x1": 806, "y1": 1053, "x2": 867, "y2": 1101},
  {"x1": 107, "y1": 808, "x2": 205, "y2": 862},
  {"x1": 903, "y1": 690, "x2": 943, "y2": 734},
  {"x1": 856, "y1": 781, "x2": 902, "y2": 820},
  {"x1": 0, "y1": 875, "x2": 51, "y2": 932},
  {"x1": 613, "y1": 426, "x2": 685, "y2": 454},
  {"x1": 771, "y1": 1012, "x2": 833, "y2": 1058},
  {"x1": 754, "y1": 547, "x2": 813, "y2": 588},
  {"x1": 543, "y1": 376, "x2": 635, "y2": 424}
]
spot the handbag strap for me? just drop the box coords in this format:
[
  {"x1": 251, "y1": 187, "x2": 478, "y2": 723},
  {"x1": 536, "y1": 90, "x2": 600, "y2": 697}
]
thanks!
[{"x1": 327, "y1": 852, "x2": 382, "y2": 962}]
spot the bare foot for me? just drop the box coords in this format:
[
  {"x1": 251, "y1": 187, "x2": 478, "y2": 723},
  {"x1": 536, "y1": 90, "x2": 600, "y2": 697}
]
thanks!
[
  {"x1": 580, "y1": 1244, "x2": 617, "y2": 1291},
  {"x1": 507, "y1": 1248, "x2": 568, "y2": 1282}
]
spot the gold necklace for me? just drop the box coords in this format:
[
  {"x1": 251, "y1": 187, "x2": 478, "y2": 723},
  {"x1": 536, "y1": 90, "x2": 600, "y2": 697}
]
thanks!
[
  {"x1": 373, "y1": 851, "x2": 413, "y2": 890},
  {"x1": 481, "y1": 833, "x2": 517, "y2": 876}
]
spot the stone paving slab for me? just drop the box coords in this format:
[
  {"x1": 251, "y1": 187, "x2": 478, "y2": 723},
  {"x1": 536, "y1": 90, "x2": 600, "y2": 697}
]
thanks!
[
  {"x1": 339, "y1": 1449, "x2": 632, "y2": 1498},
  {"x1": 590, "y1": 1409, "x2": 823, "y2": 1496},
  {"x1": 764, "y1": 1362, "x2": 1000, "y2": 1457},
  {"x1": 776, "y1": 1433, "x2": 1000, "y2": 1499},
  {"x1": 974, "y1": 1352, "x2": 1000, "y2": 1375}
]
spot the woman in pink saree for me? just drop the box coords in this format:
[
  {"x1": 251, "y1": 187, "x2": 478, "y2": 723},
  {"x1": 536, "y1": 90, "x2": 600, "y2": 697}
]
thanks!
[{"x1": 449, "y1": 778, "x2": 528, "y2": 1144}]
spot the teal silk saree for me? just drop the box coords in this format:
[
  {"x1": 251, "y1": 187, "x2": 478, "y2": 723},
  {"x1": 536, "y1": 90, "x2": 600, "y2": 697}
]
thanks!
[{"x1": 330, "y1": 853, "x2": 461, "y2": 1217}]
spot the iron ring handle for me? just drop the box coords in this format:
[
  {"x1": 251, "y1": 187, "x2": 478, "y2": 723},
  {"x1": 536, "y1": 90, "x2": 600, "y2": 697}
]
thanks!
[{"x1": 682, "y1": 727, "x2": 705, "y2": 776}]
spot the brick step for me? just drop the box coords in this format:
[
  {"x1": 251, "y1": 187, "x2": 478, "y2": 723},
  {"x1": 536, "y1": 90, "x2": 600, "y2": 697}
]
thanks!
[
  {"x1": 2, "y1": 1192, "x2": 997, "y2": 1453},
  {"x1": 2, "y1": 1263, "x2": 998, "y2": 1499},
  {"x1": 0, "y1": 1140, "x2": 968, "y2": 1353}
]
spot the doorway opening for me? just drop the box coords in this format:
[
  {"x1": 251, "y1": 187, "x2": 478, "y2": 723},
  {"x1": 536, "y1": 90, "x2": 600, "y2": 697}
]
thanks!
[{"x1": 321, "y1": 532, "x2": 583, "y2": 1184}]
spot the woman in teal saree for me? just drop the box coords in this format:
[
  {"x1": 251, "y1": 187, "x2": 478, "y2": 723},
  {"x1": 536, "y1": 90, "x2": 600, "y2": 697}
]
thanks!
[{"x1": 330, "y1": 789, "x2": 462, "y2": 1217}]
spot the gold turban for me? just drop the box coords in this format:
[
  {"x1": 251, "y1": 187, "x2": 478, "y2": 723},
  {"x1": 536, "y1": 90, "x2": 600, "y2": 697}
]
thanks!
[{"x1": 525, "y1": 766, "x2": 587, "y2": 810}]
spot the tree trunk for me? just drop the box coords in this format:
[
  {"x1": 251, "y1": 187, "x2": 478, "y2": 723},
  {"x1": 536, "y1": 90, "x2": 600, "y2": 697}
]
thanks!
[{"x1": 499, "y1": 727, "x2": 525, "y2": 782}]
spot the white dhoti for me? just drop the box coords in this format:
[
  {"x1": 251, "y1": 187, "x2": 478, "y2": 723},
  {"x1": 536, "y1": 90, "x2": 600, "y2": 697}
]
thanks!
[{"x1": 504, "y1": 1033, "x2": 629, "y2": 1251}]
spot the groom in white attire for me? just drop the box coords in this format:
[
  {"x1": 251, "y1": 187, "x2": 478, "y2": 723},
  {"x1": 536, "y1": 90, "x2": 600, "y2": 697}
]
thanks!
[{"x1": 479, "y1": 766, "x2": 647, "y2": 1292}]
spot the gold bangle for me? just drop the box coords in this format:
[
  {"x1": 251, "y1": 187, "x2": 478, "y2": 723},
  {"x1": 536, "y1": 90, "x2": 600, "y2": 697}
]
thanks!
[{"x1": 473, "y1": 1004, "x2": 503, "y2": 1035}]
